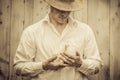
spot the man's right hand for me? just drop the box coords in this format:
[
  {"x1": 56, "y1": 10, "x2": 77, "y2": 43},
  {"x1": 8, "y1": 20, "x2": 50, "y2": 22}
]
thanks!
[{"x1": 42, "y1": 56, "x2": 67, "y2": 70}]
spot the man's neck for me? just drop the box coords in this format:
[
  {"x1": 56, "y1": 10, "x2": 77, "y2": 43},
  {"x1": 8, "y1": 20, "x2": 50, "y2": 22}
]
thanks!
[{"x1": 49, "y1": 14, "x2": 68, "y2": 34}]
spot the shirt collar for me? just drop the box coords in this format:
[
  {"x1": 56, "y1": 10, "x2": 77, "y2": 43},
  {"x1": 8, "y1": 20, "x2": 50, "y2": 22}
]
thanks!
[{"x1": 42, "y1": 14, "x2": 77, "y2": 28}]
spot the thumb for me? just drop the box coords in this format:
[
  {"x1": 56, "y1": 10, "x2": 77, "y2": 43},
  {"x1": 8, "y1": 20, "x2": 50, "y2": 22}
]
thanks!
[{"x1": 47, "y1": 56, "x2": 57, "y2": 62}]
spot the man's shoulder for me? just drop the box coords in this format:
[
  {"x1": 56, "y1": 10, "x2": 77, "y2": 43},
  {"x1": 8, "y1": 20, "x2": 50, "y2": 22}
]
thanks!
[
  {"x1": 76, "y1": 20, "x2": 92, "y2": 32},
  {"x1": 23, "y1": 19, "x2": 45, "y2": 33}
]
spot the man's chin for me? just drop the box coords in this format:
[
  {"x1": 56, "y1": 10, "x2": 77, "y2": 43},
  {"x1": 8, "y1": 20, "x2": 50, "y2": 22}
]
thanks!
[{"x1": 57, "y1": 19, "x2": 67, "y2": 24}]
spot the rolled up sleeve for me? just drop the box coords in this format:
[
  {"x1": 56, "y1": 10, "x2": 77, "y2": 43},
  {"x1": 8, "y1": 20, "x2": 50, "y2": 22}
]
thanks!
[
  {"x1": 77, "y1": 27, "x2": 103, "y2": 76},
  {"x1": 13, "y1": 29, "x2": 45, "y2": 77}
]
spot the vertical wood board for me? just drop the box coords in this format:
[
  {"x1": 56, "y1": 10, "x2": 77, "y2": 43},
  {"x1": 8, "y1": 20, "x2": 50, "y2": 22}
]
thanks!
[
  {"x1": 24, "y1": 0, "x2": 34, "y2": 28},
  {"x1": 33, "y1": 0, "x2": 49, "y2": 23},
  {"x1": 72, "y1": 0, "x2": 88, "y2": 23},
  {"x1": 10, "y1": 0, "x2": 25, "y2": 80},
  {"x1": 0, "y1": 0, "x2": 11, "y2": 80},
  {"x1": 110, "y1": 0, "x2": 120, "y2": 80},
  {"x1": 87, "y1": 0, "x2": 110, "y2": 80}
]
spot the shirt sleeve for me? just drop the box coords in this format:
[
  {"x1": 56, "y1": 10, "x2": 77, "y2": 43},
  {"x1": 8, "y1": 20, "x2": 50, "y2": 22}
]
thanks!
[
  {"x1": 76, "y1": 27, "x2": 103, "y2": 76},
  {"x1": 13, "y1": 29, "x2": 45, "y2": 77}
]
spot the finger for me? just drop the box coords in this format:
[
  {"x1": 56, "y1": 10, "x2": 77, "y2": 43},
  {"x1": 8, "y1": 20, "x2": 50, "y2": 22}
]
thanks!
[
  {"x1": 57, "y1": 64, "x2": 68, "y2": 70},
  {"x1": 59, "y1": 56, "x2": 73, "y2": 65},
  {"x1": 63, "y1": 53, "x2": 76, "y2": 60},
  {"x1": 59, "y1": 63, "x2": 69, "y2": 67},
  {"x1": 61, "y1": 53, "x2": 75, "y2": 63},
  {"x1": 48, "y1": 56, "x2": 57, "y2": 62}
]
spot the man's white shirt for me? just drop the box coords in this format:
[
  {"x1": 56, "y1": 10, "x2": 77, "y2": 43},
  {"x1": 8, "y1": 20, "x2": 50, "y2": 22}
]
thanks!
[{"x1": 14, "y1": 15, "x2": 102, "y2": 80}]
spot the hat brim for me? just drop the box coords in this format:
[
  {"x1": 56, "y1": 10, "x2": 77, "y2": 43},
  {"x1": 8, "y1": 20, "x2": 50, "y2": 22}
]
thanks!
[{"x1": 45, "y1": 0, "x2": 83, "y2": 11}]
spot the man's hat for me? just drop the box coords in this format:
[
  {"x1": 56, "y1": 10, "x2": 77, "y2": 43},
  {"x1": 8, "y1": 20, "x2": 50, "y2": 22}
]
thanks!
[{"x1": 45, "y1": 0, "x2": 83, "y2": 11}]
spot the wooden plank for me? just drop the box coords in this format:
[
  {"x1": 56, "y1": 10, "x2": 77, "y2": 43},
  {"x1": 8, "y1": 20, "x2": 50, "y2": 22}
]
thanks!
[
  {"x1": 110, "y1": 0, "x2": 120, "y2": 80},
  {"x1": 72, "y1": 0, "x2": 87, "y2": 23},
  {"x1": 0, "y1": 0, "x2": 11, "y2": 80},
  {"x1": 33, "y1": 0, "x2": 49, "y2": 23},
  {"x1": 10, "y1": 0, "x2": 25, "y2": 80},
  {"x1": 24, "y1": 0, "x2": 34, "y2": 28},
  {"x1": 87, "y1": 0, "x2": 110, "y2": 80},
  {"x1": 10, "y1": 0, "x2": 34, "y2": 79}
]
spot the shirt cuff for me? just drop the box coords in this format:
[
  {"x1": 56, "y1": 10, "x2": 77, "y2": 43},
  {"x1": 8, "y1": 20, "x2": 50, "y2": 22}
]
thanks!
[
  {"x1": 76, "y1": 59, "x2": 100, "y2": 75},
  {"x1": 32, "y1": 62, "x2": 46, "y2": 72},
  {"x1": 20, "y1": 61, "x2": 46, "y2": 76}
]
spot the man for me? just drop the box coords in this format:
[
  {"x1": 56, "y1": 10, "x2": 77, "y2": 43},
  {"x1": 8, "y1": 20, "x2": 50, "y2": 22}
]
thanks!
[{"x1": 13, "y1": 0, "x2": 102, "y2": 80}]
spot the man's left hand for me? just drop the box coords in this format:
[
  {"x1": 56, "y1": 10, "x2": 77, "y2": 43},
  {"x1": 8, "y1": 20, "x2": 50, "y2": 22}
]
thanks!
[{"x1": 59, "y1": 52, "x2": 82, "y2": 67}]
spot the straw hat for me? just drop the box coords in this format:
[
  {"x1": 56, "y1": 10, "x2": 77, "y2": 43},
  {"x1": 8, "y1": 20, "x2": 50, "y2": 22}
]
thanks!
[{"x1": 45, "y1": 0, "x2": 83, "y2": 11}]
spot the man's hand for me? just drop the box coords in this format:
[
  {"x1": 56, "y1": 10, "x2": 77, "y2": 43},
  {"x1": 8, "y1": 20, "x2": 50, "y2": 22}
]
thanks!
[
  {"x1": 42, "y1": 56, "x2": 67, "y2": 70},
  {"x1": 60, "y1": 52, "x2": 82, "y2": 67}
]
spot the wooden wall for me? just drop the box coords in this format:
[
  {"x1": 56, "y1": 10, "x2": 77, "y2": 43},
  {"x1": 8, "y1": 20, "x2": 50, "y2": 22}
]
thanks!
[
  {"x1": 0, "y1": 0, "x2": 120, "y2": 80},
  {"x1": 0, "y1": 0, "x2": 11, "y2": 80},
  {"x1": 110, "y1": 0, "x2": 120, "y2": 80}
]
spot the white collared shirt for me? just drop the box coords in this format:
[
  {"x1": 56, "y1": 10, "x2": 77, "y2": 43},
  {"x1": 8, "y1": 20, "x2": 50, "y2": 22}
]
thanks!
[{"x1": 14, "y1": 15, "x2": 102, "y2": 80}]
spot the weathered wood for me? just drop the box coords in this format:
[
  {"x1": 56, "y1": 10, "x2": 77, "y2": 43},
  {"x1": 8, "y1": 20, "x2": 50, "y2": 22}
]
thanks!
[
  {"x1": 24, "y1": 0, "x2": 34, "y2": 28},
  {"x1": 10, "y1": 0, "x2": 34, "y2": 80},
  {"x1": 110, "y1": 0, "x2": 120, "y2": 80},
  {"x1": 2, "y1": 0, "x2": 120, "y2": 80},
  {"x1": 33, "y1": 0, "x2": 49, "y2": 23},
  {"x1": 10, "y1": 0, "x2": 25, "y2": 80},
  {"x1": 72, "y1": 0, "x2": 87, "y2": 23},
  {"x1": 87, "y1": 0, "x2": 110, "y2": 80},
  {"x1": 0, "y1": 0, "x2": 11, "y2": 80}
]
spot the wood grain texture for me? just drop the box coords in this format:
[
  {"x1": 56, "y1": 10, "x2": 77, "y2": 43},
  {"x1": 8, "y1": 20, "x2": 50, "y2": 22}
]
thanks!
[
  {"x1": 24, "y1": 0, "x2": 34, "y2": 28},
  {"x1": 33, "y1": 0, "x2": 49, "y2": 23},
  {"x1": 1, "y1": 0, "x2": 120, "y2": 80},
  {"x1": 72, "y1": 0, "x2": 87, "y2": 23},
  {"x1": 10, "y1": 0, "x2": 25, "y2": 80},
  {"x1": 0, "y1": 0, "x2": 11, "y2": 80},
  {"x1": 10, "y1": 0, "x2": 34, "y2": 79},
  {"x1": 110, "y1": 0, "x2": 120, "y2": 80},
  {"x1": 87, "y1": 0, "x2": 110, "y2": 80}
]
